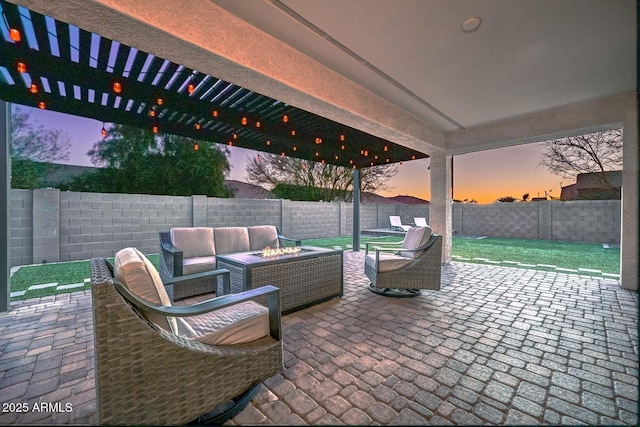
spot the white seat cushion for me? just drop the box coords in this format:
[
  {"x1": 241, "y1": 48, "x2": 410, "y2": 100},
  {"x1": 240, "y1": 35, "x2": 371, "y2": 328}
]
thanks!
[
  {"x1": 214, "y1": 227, "x2": 251, "y2": 254},
  {"x1": 366, "y1": 253, "x2": 413, "y2": 273},
  {"x1": 114, "y1": 247, "x2": 177, "y2": 334},
  {"x1": 170, "y1": 227, "x2": 216, "y2": 258},
  {"x1": 176, "y1": 301, "x2": 269, "y2": 345},
  {"x1": 248, "y1": 226, "x2": 280, "y2": 251},
  {"x1": 182, "y1": 256, "x2": 217, "y2": 275}
]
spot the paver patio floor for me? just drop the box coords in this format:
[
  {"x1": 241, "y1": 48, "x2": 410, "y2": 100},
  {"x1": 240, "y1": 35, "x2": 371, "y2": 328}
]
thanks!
[{"x1": 0, "y1": 250, "x2": 637, "y2": 425}]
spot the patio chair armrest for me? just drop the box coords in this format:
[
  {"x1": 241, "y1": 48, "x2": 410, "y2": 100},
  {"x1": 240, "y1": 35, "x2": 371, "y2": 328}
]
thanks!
[
  {"x1": 113, "y1": 282, "x2": 282, "y2": 340},
  {"x1": 365, "y1": 240, "x2": 403, "y2": 255},
  {"x1": 164, "y1": 268, "x2": 232, "y2": 295},
  {"x1": 160, "y1": 234, "x2": 184, "y2": 277},
  {"x1": 278, "y1": 235, "x2": 302, "y2": 246}
]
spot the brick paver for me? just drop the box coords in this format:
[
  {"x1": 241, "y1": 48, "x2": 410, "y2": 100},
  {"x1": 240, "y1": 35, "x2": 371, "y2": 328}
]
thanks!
[{"x1": 0, "y1": 251, "x2": 637, "y2": 425}]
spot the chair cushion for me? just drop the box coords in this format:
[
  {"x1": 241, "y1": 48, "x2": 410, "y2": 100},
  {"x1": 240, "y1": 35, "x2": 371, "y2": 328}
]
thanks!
[
  {"x1": 114, "y1": 247, "x2": 177, "y2": 334},
  {"x1": 366, "y1": 253, "x2": 413, "y2": 273},
  {"x1": 214, "y1": 227, "x2": 251, "y2": 254},
  {"x1": 170, "y1": 227, "x2": 215, "y2": 258},
  {"x1": 176, "y1": 301, "x2": 269, "y2": 345},
  {"x1": 183, "y1": 256, "x2": 217, "y2": 275},
  {"x1": 248, "y1": 226, "x2": 280, "y2": 251},
  {"x1": 400, "y1": 226, "x2": 432, "y2": 258}
]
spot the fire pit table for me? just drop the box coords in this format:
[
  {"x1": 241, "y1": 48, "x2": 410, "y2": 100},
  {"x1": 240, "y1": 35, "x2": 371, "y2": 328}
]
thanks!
[{"x1": 216, "y1": 246, "x2": 343, "y2": 314}]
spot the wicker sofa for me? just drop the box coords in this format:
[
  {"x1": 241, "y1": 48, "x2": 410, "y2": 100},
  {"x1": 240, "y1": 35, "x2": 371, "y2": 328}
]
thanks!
[
  {"x1": 90, "y1": 247, "x2": 283, "y2": 425},
  {"x1": 159, "y1": 226, "x2": 300, "y2": 300}
]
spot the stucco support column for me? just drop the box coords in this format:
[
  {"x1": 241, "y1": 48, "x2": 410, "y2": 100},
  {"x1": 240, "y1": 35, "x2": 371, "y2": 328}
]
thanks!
[
  {"x1": 0, "y1": 101, "x2": 10, "y2": 312},
  {"x1": 352, "y1": 169, "x2": 361, "y2": 252},
  {"x1": 620, "y1": 108, "x2": 638, "y2": 290},
  {"x1": 429, "y1": 151, "x2": 452, "y2": 264}
]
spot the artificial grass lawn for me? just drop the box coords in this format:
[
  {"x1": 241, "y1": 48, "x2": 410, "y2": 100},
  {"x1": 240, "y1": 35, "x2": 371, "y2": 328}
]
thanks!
[
  {"x1": 452, "y1": 237, "x2": 620, "y2": 275},
  {"x1": 10, "y1": 254, "x2": 160, "y2": 301},
  {"x1": 10, "y1": 237, "x2": 619, "y2": 301}
]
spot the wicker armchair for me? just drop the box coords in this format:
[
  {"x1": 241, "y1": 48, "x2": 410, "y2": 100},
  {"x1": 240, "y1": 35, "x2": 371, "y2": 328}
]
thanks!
[
  {"x1": 90, "y1": 248, "x2": 283, "y2": 425},
  {"x1": 365, "y1": 226, "x2": 442, "y2": 297}
]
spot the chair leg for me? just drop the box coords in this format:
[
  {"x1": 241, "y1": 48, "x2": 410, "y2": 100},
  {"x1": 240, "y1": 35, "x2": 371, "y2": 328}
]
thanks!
[
  {"x1": 368, "y1": 282, "x2": 421, "y2": 298},
  {"x1": 188, "y1": 384, "x2": 262, "y2": 425}
]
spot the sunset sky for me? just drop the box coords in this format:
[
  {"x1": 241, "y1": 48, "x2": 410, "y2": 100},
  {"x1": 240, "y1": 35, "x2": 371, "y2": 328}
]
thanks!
[{"x1": 17, "y1": 106, "x2": 567, "y2": 204}]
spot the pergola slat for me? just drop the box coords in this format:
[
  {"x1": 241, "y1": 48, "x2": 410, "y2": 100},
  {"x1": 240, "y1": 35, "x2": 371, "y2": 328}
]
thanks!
[{"x1": 0, "y1": 1, "x2": 427, "y2": 168}]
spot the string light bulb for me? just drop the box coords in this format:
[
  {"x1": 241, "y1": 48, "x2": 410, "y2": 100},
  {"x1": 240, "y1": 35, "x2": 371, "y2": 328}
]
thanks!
[
  {"x1": 241, "y1": 117, "x2": 248, "y2": 125},
  {"x1": 212, "y1": 110, "x2": 218, "y2": 117},
  {"x1": 233, "y1": 133, "x2": 238, "y2": 139},
  {"x1": 228, "y1": 141, "x2": 233, "y2": 146},
  {"x1": 281, "y1": 152, "x2": 285, "y2": 158},
  {"x1": 38, "y1": 101, "x2": 46, "y2": 109},
  {"x1": 291, "y1": 130, "x2": 296, "y2": 136},
  {"x1": 256, "y1": 121, "x2": 261, "y2": 128},
  {"x1": 384, "y1": 146, "x2": 388, "y2": 152},
  {"x1": 266, "y1": 140, "x2": 271, "y2": 146},
  {"x1": 256, "y1": 154, "x2": 261, "y2": 162},
  {"x1": 194, "y1": 142, "x2": 199, "y2": 151},
  {"x1": 112, "y1": 82, "x2": 122, "y2": 93},
  {"x1": 152, "y1": 126, "x2": 158, "y2": 133},
  {"x1": 293, "y1": 146, "x2": 297, "y2": 151},
  {"x1": 9, "y1": 29, "x2": 21, "y2": 42},
  {"x1": 195, "y1": 123, "x2": 201, "y2": 130},
  {"x1": 29, "y1": 83, "x2": 38, "y2": 94},
  {"x1": 149, "y1": 110, "x2": 155, "y2": 117},
  {"x1": 340, "y1": 134, "x2": 345, "y2": 141},
  {"x1": 187, "y1": 83, "x2": 195, "y2": 94},
  {"x1": 283, "y1": 115, "x2": 288, "y2": 123},
  {"x1": 101, "y1": 124, "x2": 107, "y2": 137},
  {"x1": 157, "y1": 98, "x2": 163, "y2": 105},
  {"x1": 17, "y1": 62, "x2": 26, "y2": 73}
]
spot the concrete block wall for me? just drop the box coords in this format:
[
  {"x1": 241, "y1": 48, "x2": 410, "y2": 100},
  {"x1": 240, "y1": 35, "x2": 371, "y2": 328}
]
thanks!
[
  {"x1": 396, "y1": 205, "x2": 430, "y2": 225},
  {"x1": 377, "y1": 205, "x2": 399, "y2": 229},
  {"x1": 286, "y1": 201, "x2": 340, "y2": 239},
  {"x1": 551, "y1": 200, "x2": 621, "y2": 243},
  {"x1": 8, "y1": 189, "x2": 622, "y2": 267},
  {"x1": 340, "y1": 202, "x2": 353, "y2": 235},
  {"x1": 457, "y1": 203, "x2": 539, "y2": 239},
  {"x1": 59, "y1": 192, "x2": 192, "y2": 262},
  {"x1": 360, "y1": 204, "x2": 379, "y2": 230},
  {"x1": 205, "y1": 198, "x2": 281, "y2": 229},
  {"x1": 10, "y1": 189, "x2": 32, "y2": 267}
]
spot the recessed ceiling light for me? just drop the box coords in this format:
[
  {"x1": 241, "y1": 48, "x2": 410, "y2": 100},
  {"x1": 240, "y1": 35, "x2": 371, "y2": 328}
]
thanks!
[{"x1": 462, "y1": 17, "x2": 481, "y2": 33}]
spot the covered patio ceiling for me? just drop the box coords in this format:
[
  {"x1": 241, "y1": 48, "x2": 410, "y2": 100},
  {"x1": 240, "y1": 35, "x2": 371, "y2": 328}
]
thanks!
[
  {"x1": 0, "y1": 0, "x2": 636, "y2": 307},
  {"x1": 0, "y1": 0, "x2": 427, "y2": 169}
]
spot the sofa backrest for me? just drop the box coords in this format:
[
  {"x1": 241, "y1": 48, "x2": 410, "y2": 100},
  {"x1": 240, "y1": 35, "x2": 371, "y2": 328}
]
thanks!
[
  {"x1": 170, "y1": 227, "x2": 216, "y2": 258},
  {"x1": 214, "y1": 227, "x2": 251, "y2": 254},
  {"x1": 248, "y1": 226, "x2": 279, "y2": 251}
]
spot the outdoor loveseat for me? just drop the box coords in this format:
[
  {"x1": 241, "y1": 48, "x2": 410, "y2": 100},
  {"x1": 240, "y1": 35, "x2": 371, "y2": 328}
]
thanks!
[
  {"x1": 159, "y1": 225, "x2": 300, "y2": 300},
  {"x1": 365, "y1": 226, "x2": 442, "y2": 297},
  {"x1": 90, "y1": 247, "x2": 283, "y2": 425}
]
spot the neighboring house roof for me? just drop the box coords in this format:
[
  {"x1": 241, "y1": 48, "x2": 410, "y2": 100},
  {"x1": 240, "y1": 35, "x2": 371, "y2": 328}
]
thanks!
[
  {"x1": 225, "y1": 180, "x2": 274, "y2": 199},
  {"x1": 560, "y1": 170, "x2": 622, "y2": 200},
  {"x1": 575, "y1": 170, "x2": 622, "y2": 189}
]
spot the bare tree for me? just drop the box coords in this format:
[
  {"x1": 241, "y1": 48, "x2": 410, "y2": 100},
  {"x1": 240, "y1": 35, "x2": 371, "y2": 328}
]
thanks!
[
  {"x1": 539, "y1": 129, "x2": 622, "y2": 189},
  {"x1": 11, "y1": 107, "x2": 71, "y2": 162},
  {"x1": 245, "y1": 154, "x2": 399, "y2": 201},
  {"x1": 10, "y1": 107, "x2": 72, "y2": 188}
]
